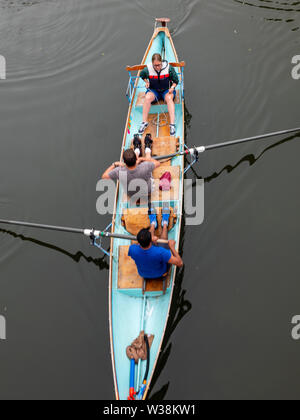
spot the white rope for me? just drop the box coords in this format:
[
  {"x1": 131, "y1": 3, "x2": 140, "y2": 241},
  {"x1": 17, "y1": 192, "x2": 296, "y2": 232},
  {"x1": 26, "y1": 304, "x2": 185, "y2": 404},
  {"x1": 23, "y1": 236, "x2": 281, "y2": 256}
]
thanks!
[{"x1": 150, "y1": 90, "x2": 170, "y2": 128}]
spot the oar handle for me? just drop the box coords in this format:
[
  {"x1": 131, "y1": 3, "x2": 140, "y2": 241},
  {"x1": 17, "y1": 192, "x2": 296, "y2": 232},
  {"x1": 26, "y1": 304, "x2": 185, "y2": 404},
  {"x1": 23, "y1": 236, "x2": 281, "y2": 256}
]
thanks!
[{"x1": 156, "y1": 239, "x2": 169, "y2": 244}]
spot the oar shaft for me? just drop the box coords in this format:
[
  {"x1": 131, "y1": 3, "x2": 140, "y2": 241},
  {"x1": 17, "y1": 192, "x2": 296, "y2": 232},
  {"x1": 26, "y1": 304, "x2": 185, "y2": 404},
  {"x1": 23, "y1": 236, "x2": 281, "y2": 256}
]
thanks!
[
  {"x1": 154, "y1": 126, "x2": 300, "y2": 160},
  {"x1": 0, "y1": 219, "x2": 84, "y2": 235},
  {"x1": 0, "y1": 219, "x2": 168, "y2": 244},
  {"x1": 154, "y1": 151, "x2": 182, "y2": 161},
  {"x1": 204, "y1": 127, "x2": 300, "y2": 151}
]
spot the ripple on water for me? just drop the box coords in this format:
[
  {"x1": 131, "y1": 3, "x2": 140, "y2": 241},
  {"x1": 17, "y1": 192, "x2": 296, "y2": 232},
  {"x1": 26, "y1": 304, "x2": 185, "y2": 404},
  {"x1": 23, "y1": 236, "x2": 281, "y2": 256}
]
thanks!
[
  {"x1": 133, "y1": 0, "x2": 196, "y2": 36},
  {"x1": 0, "y1": 0, "x2": 121, "y2": 81},
  {"x1": 233, "y1": 0, "x2": 300, "y2": 31}
]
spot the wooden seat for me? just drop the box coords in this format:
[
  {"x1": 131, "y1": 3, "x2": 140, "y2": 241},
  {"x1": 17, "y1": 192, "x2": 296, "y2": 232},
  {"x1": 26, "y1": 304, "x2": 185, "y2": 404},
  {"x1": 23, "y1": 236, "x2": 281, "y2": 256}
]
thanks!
[
  {"x1": 121, "y1": 206, "x2": 177, "y2": 237},
  {"x1": 136, "y1": 91, "x2": 180, "y2": 107},
  {"x1": 118, "y1": 245, "x2": 171, "y2": 291}
]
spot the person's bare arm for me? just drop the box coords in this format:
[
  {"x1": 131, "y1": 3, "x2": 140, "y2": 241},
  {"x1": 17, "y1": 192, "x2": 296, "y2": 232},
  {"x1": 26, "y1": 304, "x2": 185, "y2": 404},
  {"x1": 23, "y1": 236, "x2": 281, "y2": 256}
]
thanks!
[
  {"x1": 137, "y1": 156, "x2": 160, "y2": 169},
  {"x1": 101, "y1": 162, "x2": 123, "y2": 179},
  {"x1": 167, "y1": 240, "x2": 183, "y2": 267}
]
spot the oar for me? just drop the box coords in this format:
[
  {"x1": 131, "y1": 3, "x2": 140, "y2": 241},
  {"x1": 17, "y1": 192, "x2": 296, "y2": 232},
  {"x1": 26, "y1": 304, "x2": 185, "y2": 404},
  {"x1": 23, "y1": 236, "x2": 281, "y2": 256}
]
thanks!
[
  {"x1": 0, "y1": 219, "x2": 168, "y2": 244},
  {"x1": 136, "y1": 334, "x2": 150, "y2": 400},
  {"x1": 154, "y1": 126, "x2": 300, "y2": 161},
  {"x1": 127, "y1": 358, "x2": 136, "y2": 400}
]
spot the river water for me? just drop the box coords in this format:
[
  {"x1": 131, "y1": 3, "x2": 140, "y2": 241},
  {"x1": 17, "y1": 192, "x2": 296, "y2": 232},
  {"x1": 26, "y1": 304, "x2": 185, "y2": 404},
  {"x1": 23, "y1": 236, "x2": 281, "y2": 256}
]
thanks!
[{"x1": 0, "y1": 0, "x2": 300, "y2": 400}]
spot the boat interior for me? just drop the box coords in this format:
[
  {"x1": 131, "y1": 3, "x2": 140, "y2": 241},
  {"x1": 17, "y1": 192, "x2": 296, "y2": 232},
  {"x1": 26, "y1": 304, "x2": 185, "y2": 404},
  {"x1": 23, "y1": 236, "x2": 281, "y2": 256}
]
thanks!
[{"x1": 112, "y1": 29, "x2": 185, "y2": 299}]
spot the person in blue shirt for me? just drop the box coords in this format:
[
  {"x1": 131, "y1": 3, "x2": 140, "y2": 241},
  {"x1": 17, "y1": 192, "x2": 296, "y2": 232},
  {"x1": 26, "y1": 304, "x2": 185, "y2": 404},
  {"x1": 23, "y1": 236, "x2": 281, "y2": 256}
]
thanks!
[{"x1": 128, "y1": 208, "x2": 183, "y2": 281}]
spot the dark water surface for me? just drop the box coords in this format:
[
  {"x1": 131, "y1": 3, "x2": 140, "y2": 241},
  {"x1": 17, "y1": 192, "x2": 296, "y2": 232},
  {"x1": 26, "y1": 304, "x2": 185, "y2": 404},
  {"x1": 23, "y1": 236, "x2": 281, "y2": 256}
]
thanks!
[{"x1": 0, "y1": 0, "x2": 300, "y2": 400}]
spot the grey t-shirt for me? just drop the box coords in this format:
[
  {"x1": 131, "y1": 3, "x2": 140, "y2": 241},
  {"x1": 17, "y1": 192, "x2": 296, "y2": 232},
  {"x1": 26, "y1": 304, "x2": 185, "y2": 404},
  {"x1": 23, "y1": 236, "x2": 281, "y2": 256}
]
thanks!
[{"x1": 109, "y1": 162, "x2": 155, "y2": 197}]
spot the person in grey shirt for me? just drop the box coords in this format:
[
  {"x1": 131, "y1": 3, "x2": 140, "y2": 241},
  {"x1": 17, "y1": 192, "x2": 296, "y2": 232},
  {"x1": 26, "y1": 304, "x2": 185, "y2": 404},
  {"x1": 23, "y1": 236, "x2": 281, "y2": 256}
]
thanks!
[{"x1": 101, "y1": 140, "x2": 160, "y2": 200}]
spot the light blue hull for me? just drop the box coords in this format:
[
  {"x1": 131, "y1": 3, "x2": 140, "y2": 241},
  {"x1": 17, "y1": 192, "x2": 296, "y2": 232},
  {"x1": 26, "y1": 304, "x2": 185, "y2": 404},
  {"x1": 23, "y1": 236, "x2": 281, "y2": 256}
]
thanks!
[{"x1": 109, "y1": 25, "x2": 185, "y2": 400}]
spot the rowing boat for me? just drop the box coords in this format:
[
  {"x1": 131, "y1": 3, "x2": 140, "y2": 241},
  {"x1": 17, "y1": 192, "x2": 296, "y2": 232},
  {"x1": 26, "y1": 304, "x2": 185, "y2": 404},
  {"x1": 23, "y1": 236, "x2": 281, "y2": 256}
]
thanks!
[{"x1": 109, "y1": 18, "x2": 185, "y2": 400}]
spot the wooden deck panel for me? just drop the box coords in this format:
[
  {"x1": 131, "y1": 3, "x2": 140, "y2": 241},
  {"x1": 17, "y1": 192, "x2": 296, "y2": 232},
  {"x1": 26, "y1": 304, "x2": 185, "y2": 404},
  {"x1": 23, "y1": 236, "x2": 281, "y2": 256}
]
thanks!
[
  {"x1": 152, "y1": 136, "x2": 179, "y2": 158},
  {"x1": 118, "y1": 245, "x2": 171, "y2": 291}
]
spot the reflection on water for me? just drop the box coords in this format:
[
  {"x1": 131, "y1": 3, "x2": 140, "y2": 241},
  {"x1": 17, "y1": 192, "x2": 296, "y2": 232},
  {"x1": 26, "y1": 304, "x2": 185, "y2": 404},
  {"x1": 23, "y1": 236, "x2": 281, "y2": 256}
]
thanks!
[
  {"x1": 148, "y1": 268, "x2": 192, "y2": 400},
  {"x1": 234, "y1": 0, "x2": 300, "y2": 11},
  {"x1": 0, "y1": 228, "x2": 109, "y2": 271},
  {"x1": 186, "y1": 132, "x2": 300, "y2": 183},
  {"x1": 0, "y1": 0, "x2": 44, "y2": 9}
]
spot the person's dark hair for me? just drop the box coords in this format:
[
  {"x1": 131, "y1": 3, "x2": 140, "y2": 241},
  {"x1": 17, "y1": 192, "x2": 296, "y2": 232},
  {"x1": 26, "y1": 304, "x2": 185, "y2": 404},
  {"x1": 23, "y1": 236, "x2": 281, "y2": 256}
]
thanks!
[
  {"x1": 137, "y1": 228, "x2": 152, "y2": 248},
  {"x1": 123, "y1": 149, "x2": 137, "y2": 167},
  {"x1": 152, "y1": 53, "x2": 162, "y2": 63}
]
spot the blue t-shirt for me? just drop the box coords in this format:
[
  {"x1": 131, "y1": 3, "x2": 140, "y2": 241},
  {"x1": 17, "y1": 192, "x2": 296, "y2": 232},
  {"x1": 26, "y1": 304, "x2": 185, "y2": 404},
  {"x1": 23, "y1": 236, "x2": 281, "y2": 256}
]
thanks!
[{"x1": 128, "y1": 244, "x2": 172, "y2": 279}]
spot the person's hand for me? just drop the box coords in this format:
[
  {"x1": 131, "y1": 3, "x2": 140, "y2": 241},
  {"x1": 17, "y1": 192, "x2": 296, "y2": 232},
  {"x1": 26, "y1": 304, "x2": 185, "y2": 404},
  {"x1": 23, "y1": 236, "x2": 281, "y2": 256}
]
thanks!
[
  {"x1": 169, "y1": 87, "x2": 174, "y2": 94},
  {"x1": 145, "y1": 80, "x2": 150, "y2": 89},
  {"x1": 114, "y1": 161, "x2": 123, "y2": 167},
  {"x1": 152, "y1": 235, "x2": 159, "y2": 245},
  {"x1": 168, "y1": 239, "x2": 176, "y2": 248}
]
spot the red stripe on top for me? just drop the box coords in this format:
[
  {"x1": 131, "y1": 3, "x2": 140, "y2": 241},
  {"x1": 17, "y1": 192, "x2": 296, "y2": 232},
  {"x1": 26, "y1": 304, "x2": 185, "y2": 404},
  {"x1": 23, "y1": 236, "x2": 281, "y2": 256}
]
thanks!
[{"x1": 149, "y1": 74, "x2": 169, "y2": 79}]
